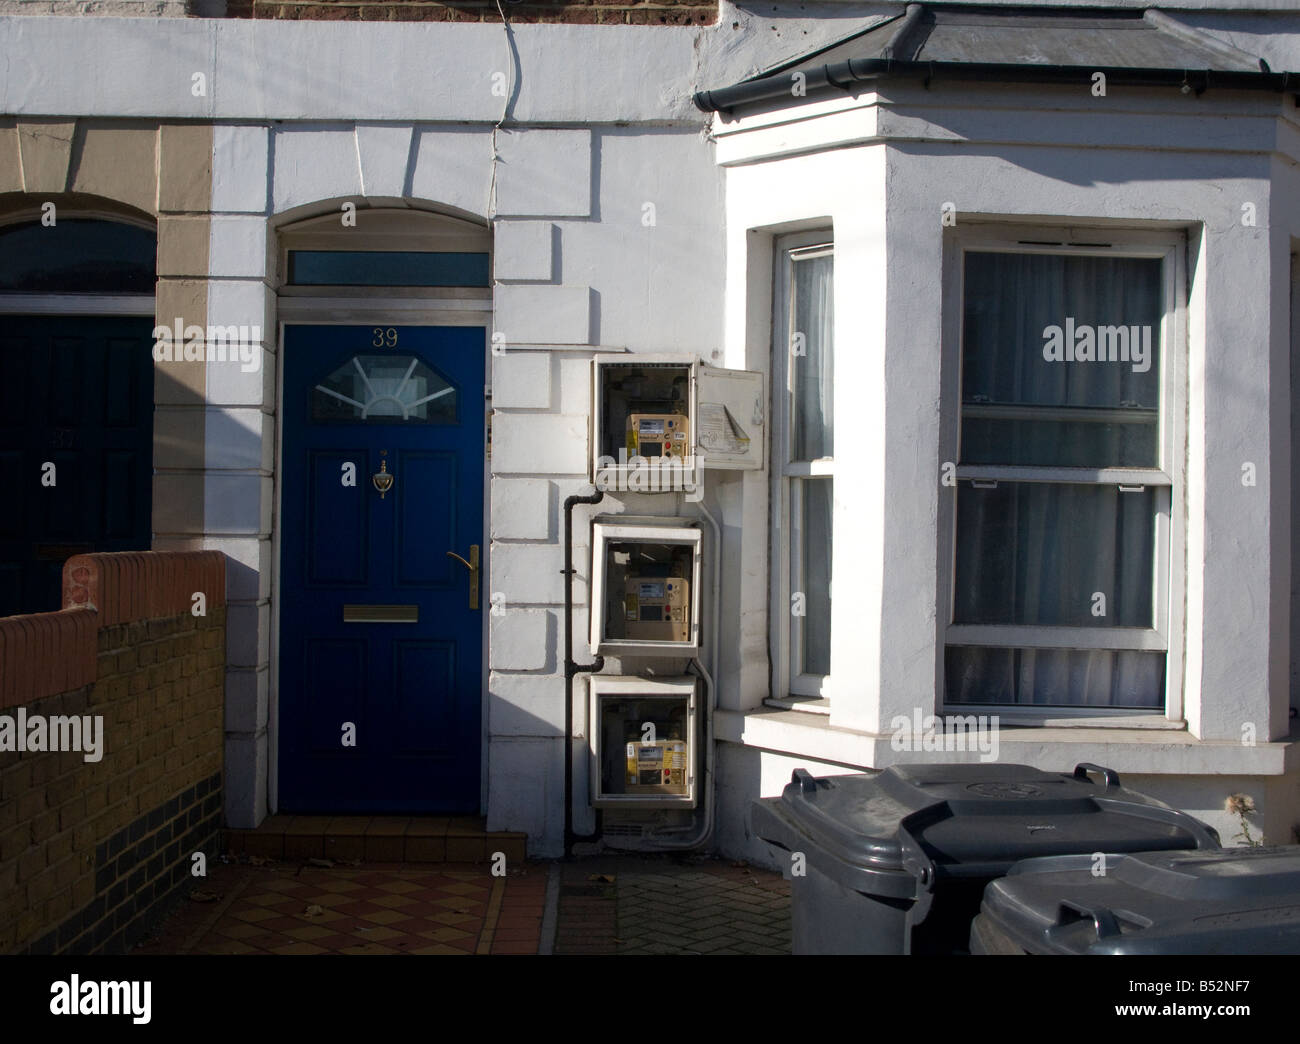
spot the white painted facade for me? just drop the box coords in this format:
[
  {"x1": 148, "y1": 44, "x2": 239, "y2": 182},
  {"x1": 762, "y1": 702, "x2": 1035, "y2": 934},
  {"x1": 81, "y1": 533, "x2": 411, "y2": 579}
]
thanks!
[
  {"x1": 5, "y1": 0, "x2": 1300, "y2": 858},
  {"x1": 710, "y1": 67, "x2": 1300, "y2": 857}
]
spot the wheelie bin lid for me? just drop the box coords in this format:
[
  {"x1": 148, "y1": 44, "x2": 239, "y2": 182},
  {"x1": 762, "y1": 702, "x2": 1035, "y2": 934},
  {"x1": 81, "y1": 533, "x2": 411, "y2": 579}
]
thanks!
[
  {"x1": 749, "y1": 763, "x2": 1219, "y2": 904},
  {"x1": 979, "y1": 845, "x2": 1300, "y2": 954}
]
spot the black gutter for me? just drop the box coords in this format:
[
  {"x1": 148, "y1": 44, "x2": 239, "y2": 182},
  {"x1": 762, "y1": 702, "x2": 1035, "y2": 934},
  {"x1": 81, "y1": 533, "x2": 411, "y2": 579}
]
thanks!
[
  {"x1": 694, "y1": 61, "x2": 1299, "y2": 114},
  {"x1": 562, "y1": 489, "x2": 604, "y2": 856}
]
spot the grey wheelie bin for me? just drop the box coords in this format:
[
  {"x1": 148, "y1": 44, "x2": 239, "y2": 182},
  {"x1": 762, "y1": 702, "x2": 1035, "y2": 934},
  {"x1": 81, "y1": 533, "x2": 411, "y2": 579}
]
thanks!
[
  {"x1": 971, "y1": 845, "x2": 1300, "y2": 954},
  {"x1": 749, "y1": 762, "x2": 1220, "y2": 954}
]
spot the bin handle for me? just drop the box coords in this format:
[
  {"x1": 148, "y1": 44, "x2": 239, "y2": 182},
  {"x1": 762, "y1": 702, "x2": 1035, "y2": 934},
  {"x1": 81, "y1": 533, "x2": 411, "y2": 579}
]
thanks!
[
  {"x1": 1052, "y1": 901, "x2": 1121, "y2": 941},
  {"x1": 1092, "y1": 797, "x2": 1222, "y2": 850},
  {"x1": 897, "y1": 815, "x2": 938, "y2": 956},
  {"x1": 1073, "y1": 763, "x2": 1122, "y2": 790},
  {"x1": 897, "y1": 816, "x2": 937, "y2": 896},
  {"x1": 791, "y1": 768, "x2": 819, "y2": 795}
]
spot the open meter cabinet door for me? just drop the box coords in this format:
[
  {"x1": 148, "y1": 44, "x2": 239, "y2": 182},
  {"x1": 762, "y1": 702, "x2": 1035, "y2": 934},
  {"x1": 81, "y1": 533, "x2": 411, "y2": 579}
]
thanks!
[{"x1": 591, "y1": 355, "x2": 764, "y2": 487}]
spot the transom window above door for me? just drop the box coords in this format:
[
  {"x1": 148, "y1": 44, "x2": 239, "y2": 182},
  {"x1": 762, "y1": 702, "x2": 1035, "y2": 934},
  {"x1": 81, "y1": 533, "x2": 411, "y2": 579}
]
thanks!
[
  {"x1": 311, "y1": 353, "x2": 458, "y2": 423},
  {"x1": 286, "y1": 250, "x2": 490, "y2": 288},
  {"x1": 275, "y1": 208, "x2": 493, "y2": 297},
  {"x1": 0, "y1": 217, "x2": 155, "y2": 293}
]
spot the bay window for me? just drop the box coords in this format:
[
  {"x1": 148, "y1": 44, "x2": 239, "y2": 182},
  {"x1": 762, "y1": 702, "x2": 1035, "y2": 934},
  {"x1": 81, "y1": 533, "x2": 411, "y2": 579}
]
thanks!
[{"x1": 942, "y1": 231, "x2": 1184, "y2": 714}]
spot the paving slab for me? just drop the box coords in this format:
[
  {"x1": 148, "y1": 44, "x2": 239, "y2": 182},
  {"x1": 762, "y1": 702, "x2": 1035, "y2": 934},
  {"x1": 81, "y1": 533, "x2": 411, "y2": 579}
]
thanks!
[{"x1": 554, "y1": 853, "x2": 791, "y2": 956}]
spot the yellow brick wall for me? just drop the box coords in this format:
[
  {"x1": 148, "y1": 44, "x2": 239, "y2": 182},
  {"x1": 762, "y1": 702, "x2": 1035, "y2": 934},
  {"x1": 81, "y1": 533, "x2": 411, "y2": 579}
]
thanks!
[{"x1": 0, "y1": 607, "x2": 226, "y2": 954}]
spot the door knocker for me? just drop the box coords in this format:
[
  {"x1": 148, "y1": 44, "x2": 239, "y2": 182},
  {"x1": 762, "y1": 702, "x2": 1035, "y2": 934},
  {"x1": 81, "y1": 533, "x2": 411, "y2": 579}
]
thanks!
[{"x1": 372, "y1": 459, "x2": 395, "y2": 499}]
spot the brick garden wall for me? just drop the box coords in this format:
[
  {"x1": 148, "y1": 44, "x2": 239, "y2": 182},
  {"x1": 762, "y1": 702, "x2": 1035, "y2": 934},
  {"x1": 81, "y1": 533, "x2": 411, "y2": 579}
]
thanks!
[{"x1": 0, "y1": 550, "x2": 226, "y2": 955}]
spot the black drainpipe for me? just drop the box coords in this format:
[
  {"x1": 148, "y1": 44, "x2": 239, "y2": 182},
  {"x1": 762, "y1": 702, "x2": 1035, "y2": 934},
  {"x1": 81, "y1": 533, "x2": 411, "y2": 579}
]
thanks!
[{"x1": 563, "y1": 489, "x2": 605, "y2": 856}]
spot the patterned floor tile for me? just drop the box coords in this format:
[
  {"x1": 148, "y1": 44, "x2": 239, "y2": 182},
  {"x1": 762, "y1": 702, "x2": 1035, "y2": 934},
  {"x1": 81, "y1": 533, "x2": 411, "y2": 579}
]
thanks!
[
  {"x1": 375, "y1": 880, "x2": 424, "y2": 894},
  {"x1": 136, "y1": 853, "x2": 785, "y2": 958},
  {"x1": 351, "y1": 926, "x2": 407, "y2": 942},
  {"x1": 216, "y1": 922, "x2": 272, "y2": 940},
  {"x1": 231, "y1": 907, "x2": 278, "y2": 923},
  {"x1": 283, "y1": 925, "x2": 338, "y2": 942},
  {"x1": 370, "y1": 894, "x2": 419, "y2": 910},
  {"x1": 425, "y1": 910, "x2": 477, "y2": 926},
  {"x1": 358, "y1": 909, "x2": 413, "y2": 926},
  {"x1": 416, "y1": 926, "x2": 475, "y2": 944},
  {"x1": 269, "y1": 942, "x2": 330, "y2": 955}
]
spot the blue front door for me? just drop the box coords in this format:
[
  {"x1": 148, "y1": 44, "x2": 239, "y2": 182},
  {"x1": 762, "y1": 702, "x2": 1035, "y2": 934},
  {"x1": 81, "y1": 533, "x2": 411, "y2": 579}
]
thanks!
[{"x1": 279, "y1": 325, "x2": 485, "y2": 813}]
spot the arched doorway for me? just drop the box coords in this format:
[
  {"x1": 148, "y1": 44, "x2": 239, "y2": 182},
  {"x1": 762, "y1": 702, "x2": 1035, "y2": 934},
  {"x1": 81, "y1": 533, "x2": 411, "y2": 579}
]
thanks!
[
  {"x1": 273, "y1": 205, "x2": 492, "y2": 813},
  {"x1": 0, "y1": 212, "x2": 156, "y2": 617}
]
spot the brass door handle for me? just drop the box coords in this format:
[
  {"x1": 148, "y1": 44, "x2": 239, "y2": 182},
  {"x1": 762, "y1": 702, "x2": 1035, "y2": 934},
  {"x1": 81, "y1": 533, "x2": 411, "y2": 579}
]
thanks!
[{"x1": 446, "y1": 545, "x2": 480, "y2": 610}]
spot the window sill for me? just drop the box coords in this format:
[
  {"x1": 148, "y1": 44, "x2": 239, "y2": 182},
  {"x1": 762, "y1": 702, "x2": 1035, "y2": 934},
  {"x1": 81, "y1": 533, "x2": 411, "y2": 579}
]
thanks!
[
  {"x1": 714, "y1": 706, "x2": 1300, "y2": 777},
  {"x1": 763, "y1": 695, "x2": 830, "y2": 715},
  {"x1": 967, "y1": 712, "x2": 1183, "y2": 729}
]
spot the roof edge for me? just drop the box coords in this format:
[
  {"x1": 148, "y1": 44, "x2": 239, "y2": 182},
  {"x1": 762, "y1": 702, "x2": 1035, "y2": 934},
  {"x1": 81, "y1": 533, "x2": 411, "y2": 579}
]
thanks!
[
  {"x1": 693, "y1": 3, "x2": 1297, "y2": 113},
  {"x1": 1143, "y1": 8, "x2": 1272, "y2": 72},
  {"x1": 693, "y1": 56, "x2": 1299, "y2": 114}
]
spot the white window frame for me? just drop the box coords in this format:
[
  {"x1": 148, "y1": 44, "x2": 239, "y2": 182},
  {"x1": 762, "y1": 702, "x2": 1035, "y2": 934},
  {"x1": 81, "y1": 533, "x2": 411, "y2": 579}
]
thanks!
[
  {"x1": 770, "y1": 232, "x2": 835, "y2": 700},
  {"x1": 938, "y1": 225, "x2": 1187, "y2": 722}
]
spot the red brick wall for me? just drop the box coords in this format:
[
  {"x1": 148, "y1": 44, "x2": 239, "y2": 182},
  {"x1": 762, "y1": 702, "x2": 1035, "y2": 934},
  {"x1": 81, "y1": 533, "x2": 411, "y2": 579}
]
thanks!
[
  {"x1": 0, "y1": 551, "x2": 227, "y2": 955},
  {"x1": 224, "y1": 0, "x2": 716, "y2": 24}
]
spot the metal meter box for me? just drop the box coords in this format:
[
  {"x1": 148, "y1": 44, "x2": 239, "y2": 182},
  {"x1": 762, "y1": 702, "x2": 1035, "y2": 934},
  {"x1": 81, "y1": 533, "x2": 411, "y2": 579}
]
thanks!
[
  {"x1": 591, "y1": 355, "x2": 764, "y2": 488},
  {"x1": 589, "y1": 520, "x2": 702, "y2": 656},
  {"x1": 590, "y1": 675, "x2": 698, "y2": 809}
]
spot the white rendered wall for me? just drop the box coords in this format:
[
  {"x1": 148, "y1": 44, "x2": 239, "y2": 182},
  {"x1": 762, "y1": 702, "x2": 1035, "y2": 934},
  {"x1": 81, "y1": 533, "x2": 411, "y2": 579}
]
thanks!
[{"x1": 192, "y1": 116, "x2": 727, "y2": 845}]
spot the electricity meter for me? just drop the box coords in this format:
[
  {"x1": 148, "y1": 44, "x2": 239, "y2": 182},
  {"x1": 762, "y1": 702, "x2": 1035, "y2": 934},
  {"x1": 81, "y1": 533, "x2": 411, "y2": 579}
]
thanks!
[
  {"x1": 589, "y1": 520, "x2": 702, "y2": 656},
  {"x1": 589, "y1": 675, "x2": 698, "y2": 808}
]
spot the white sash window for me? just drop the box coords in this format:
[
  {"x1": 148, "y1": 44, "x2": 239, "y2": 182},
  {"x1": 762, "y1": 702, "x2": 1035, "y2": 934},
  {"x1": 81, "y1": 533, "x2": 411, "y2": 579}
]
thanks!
[{"x1": 941, "y1": 229, "x2": 1186, "y2": 715}]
